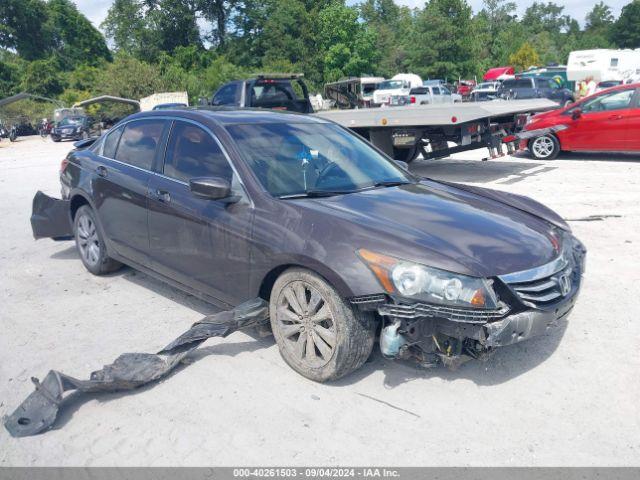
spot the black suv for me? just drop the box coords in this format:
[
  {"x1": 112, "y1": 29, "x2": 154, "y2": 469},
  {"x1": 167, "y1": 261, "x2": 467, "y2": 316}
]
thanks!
[
  {"x1": 211, "y1": 74, "x2": 313, "y2": 113},
  {"x1": 498, "y1": 77, "x2": 574, "y2": 105},
  {"x1": 51, "y1": 115, "x2": 100, "y2": 142}
]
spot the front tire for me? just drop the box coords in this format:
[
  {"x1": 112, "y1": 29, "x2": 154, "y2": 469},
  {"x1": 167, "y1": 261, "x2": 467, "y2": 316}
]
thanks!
[
  {"x1": 529, "y1": 134, "x2": 560, "y2": 160},
  {"x1": 73, "y1": 205, "x2": 122, "y2": 275},
  {"x1": 269, "y1": 268, "x2": 376, "y2": 382}
]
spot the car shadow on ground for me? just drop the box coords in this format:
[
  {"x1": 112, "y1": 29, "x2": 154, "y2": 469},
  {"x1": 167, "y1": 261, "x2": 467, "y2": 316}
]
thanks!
[{"x1": 557, "y1": 151, "x2": 640, "y2": 162}]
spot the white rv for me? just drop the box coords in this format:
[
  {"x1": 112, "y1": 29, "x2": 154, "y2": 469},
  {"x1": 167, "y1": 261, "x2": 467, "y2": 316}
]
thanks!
[
  {"x1": 567, "y1": 49, "x2": 640, "y2": 83},
  {"x1": 372, "y1": 73, "x2": 423, "y2": 106}
]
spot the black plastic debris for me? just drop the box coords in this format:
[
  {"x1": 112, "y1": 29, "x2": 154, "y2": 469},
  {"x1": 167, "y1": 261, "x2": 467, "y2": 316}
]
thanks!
[
  {"x1": 30, "y1": 191, "x2": 73, "y2": 240},
  {"x1": 4, "y1": 298, "x2": 269, "y2": 437}
]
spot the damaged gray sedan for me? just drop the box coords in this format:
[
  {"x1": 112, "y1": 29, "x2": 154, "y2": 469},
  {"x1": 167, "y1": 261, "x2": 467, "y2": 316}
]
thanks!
[{"x1": 35, "y1": 108, "x2": 585, "y2": 381}]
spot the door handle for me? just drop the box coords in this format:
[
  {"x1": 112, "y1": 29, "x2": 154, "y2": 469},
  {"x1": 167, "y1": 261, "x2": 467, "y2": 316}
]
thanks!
[
  {"x1": 608, "y1": 114, "x2": 624, "y2": 121},
  {"x1": 155, "y1": 190, "x2": 171, "y2": 203},
  {"x1": 96, "y1": 165, "x2": 107, "y2": 177}
]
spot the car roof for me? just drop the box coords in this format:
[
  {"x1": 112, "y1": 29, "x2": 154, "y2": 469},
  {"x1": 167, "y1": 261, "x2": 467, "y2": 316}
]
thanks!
[{"x1": 122, "y1": 107, "x2": 328, "y2": 126}]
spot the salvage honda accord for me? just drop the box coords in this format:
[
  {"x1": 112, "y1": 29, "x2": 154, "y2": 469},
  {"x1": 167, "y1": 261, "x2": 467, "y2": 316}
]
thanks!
[{"x1": 35, "y1": 108, "x2": 585, "y2": 382}]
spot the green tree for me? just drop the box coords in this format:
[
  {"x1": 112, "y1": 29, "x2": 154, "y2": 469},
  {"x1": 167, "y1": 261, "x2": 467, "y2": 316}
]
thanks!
[
  {"x1": 102, "y1": 0, "x2": 149, "y2": 55},
  {"x1": 585, "y1": 2, "x2": 614, "y2": 31},
  {"x1": 19, "y1": 58, "x2": 65, "y2": 96},
  {"x1": 0, "y1": 0, "x2": 52, "y2": 61},
  {"x1": 316, "y1": 2, "x2": 378, "y2": 82},
  {"x1": 508, "y1": 42, "x2": 540, "y2": 71},
  {"x1": 46, "y1": 0, "x2": 112, "y2": 68},
  {"x1": 406, "y1": 0, "x2": 475, "y2": 79},
  {"x1": 611, "y1": 0, "x2": 640, "y2": 48}
]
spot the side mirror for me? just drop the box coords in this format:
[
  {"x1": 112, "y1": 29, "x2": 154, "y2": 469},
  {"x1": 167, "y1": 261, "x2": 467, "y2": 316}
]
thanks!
[
  {"x1": 189, "y1": 177, "x2": 233, "y2": 201},
  {"x1": 571, "y1": 108, "x2": 582, "y2": 120},
  {"x1": 395, "y1": 160, "x2": 410, "y2": 170}
]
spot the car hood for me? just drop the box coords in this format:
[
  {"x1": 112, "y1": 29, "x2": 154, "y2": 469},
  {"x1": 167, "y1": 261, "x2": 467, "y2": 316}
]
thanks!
[{"x1": 295, "y1": 180, "x2": 565, "y2": 277}]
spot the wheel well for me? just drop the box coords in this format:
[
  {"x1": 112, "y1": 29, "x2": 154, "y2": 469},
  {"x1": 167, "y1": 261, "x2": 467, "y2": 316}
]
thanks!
[
  {"x1": 258, "y1": 264, "x2": 294, "y2": 302},
  {"x1": 258, "y1": 264, "x2": 347, "y2": 303},
  {"x1": 69, "y1": 195, "x2": 89, "y2": 220}
]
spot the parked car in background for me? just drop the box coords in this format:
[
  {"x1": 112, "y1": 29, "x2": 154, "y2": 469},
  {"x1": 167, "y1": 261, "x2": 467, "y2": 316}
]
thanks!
[
  {"x1": 372, "y1": 74, "x2": 422, "y2": 106},
  {"x1": 470, "y1": 82, "x2": 501, "y2": 102},
  {"x1": 46, "y1": 108, "x2": 584, "y2": 380},
  {"x1": 498, "y1": 77, "x2": 574, "y2": 105},
  {"x1": 211, "y1": 74, "x2": 313, "y2": 113},
  {"x1": 51, "y1": 115, "x2": 99, "y2": 142},
  {"x1": 520, "y1": 83, "x2": 640, "y2": 159}
]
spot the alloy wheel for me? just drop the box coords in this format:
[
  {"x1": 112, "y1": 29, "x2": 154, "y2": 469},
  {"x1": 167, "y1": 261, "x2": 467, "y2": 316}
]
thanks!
[
  {"x1": 275, "y1": 281, "x2": 337, "y2": 368},
  {"x1": 76, "y1": 213, "x2": 100, "y2": 267},
  {"x1": 531, "y1": 136, "x2": 555, "y2": 159}
]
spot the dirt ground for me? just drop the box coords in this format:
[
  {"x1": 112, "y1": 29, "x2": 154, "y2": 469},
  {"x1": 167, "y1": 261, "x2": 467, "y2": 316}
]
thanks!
[{"x1": 1, "y1": 135, "x2": 639, "y2": 466}]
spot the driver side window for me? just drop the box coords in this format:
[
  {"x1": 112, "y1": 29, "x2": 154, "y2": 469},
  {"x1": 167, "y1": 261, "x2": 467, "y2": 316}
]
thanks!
[{"x1": 582, "y1": 89, "x2": 634, "y2": 113}]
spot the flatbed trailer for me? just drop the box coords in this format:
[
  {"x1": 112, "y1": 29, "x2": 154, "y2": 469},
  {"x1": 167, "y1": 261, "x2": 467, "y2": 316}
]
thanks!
[{"x1": 314, "y1": 98, "x2": 558, "y2": 162}]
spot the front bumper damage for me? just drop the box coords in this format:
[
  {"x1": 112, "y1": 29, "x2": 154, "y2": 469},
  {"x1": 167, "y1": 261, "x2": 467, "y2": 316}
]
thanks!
[{"x1": 363, "y1": 237, "x2": 586, "y2": 369}]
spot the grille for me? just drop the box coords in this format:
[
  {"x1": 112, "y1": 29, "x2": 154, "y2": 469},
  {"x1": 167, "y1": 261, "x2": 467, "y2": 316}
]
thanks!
[
  {"x1": 378, "y1": 302, "x2": 509, "y2": 324},
  {"x1": 506, "y1": 265, "x2": 573, "y2": 307}
]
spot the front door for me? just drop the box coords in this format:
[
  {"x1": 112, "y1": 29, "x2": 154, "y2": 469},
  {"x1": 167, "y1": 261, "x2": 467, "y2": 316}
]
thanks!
[
  {"x1": 93, "y1": 118, "x2": 168, "y2": 266},
  {"x1": 560, "y1": 88, "x2": 636, "y2": 151},
  {"x1": 147, "y1": 120, "x2": 254, "y2": 307},
  {"x1": 624, "y1": 88, "x2": 640, "y2": 150}
]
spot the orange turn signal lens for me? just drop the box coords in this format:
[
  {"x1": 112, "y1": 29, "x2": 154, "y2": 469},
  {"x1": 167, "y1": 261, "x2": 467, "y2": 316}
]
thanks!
[
  {"x1": 470, "y1": 289, "x2": 486, "y2": 307},
  {"x1": 357, "y1": 249, "x2": 399, "y2": 293}
]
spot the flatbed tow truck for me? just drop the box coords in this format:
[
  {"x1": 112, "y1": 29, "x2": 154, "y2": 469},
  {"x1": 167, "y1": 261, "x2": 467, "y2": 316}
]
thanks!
[
  {"x1": 211, "y1": 75, "x2": 558, "y2": 163},
  {"x1": 314, "y1": 98, "x2": 559, "y2": 162}
]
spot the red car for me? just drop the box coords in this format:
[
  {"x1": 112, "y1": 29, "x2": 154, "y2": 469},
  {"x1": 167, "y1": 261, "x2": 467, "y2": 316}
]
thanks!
[{"x1": 520, "y1": 83, "x2": 640, "y2": 159}]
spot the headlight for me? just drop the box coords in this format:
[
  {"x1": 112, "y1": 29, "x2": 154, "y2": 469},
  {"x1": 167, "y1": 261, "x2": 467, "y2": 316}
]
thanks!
[{"x1": 358, "y1": 249, "x2": 500, "y2": 309}]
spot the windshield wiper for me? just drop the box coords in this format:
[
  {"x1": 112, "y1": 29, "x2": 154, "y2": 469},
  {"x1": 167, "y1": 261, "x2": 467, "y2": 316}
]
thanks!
[
  {"x1": 279, "y1": 189, "x2": 359, "y2": 199},
  {"x1": 372, "y1": 180, "x2": 415, "y2": 188}
]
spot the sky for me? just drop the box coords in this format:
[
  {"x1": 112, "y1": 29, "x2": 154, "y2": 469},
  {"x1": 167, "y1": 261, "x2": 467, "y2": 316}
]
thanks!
[{"x1": 74, "y1": 0, "x2": 628, "y2": 31}]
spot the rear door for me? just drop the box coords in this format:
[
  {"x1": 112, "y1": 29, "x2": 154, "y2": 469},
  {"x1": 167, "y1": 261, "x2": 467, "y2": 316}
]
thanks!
[
  {"x1": 560, "y1": 88, "x2": 636, "y2": 151},
  {"x1": 147, "y1": 120, "x2": 254, "y2": 306},
  {"x1": 93, "y1": 118, "x2": 169, "y2": 266}
]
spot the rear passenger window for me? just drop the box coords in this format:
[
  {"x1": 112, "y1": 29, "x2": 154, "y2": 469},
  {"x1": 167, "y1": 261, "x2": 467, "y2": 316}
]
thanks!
[
  {"x1": 115, "y1": 120, "x2": 165, "y2": 170},
  {"x1": 102, "y1": 126, "x2": 123, "y2": 158},
  {"x1": 163, "y1": 122, "x2": 232, "y2": 183}
]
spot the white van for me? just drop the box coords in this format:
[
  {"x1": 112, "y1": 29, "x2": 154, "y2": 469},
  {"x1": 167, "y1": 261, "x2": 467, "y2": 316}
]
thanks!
[{"x1": 372, "y1": 74, "x2": 423, "y2": 106}]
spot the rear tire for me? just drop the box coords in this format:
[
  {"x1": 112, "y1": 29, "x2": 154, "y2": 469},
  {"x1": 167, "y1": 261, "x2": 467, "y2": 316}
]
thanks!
[
  {"x1": 529, "y1": 134, "x2": 560, "y2": 160},
  {"x1": 73, "y1": 205, "x2": 122, "y2": 275},
  {"x1": 269, "y1": 268, "x2": 376, "y2": 382}
]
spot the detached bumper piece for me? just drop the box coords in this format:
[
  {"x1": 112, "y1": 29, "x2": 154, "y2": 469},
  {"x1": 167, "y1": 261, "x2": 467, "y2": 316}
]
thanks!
[
  {"x1": 4, "y1": 299, "x2": 269, "y2": 437},
  {"x1": 30, "y1": 191, "x2": 73, "y2": 240}
]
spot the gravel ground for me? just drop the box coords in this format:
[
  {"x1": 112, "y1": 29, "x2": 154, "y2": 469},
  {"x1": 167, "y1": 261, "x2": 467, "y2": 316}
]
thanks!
[{"x1": 1, "y1": 136, "x2": 639, "y2": 466}]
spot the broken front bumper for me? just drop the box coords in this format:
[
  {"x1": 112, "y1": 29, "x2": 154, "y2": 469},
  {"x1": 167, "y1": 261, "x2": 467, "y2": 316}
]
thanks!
[{"x1": 372, "y1": 238, "x2": 585, "y2": 364}]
